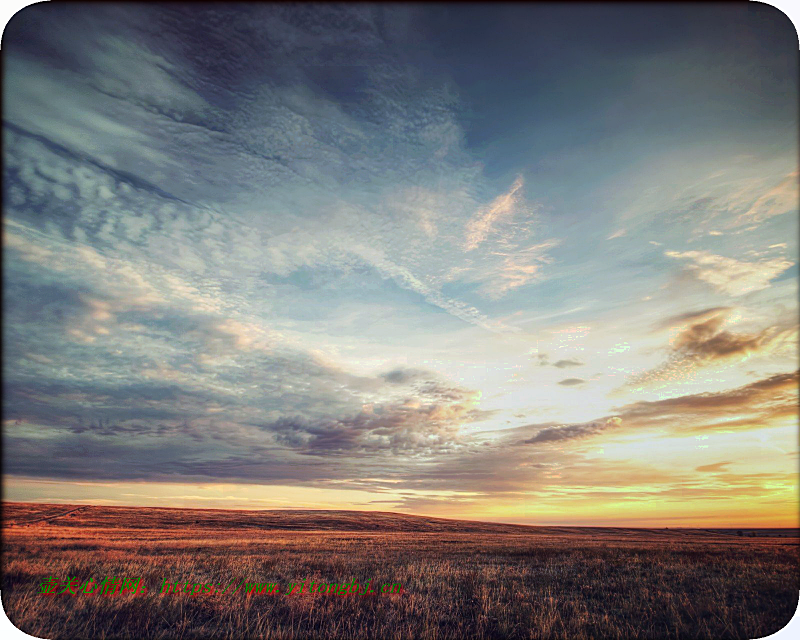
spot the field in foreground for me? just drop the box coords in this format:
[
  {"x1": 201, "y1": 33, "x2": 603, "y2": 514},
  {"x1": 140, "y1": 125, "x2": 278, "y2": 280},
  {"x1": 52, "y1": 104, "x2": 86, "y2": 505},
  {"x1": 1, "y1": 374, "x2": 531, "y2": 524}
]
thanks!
[{"x1": 2, "y1": 503, "x2": 798, "y2": 640}]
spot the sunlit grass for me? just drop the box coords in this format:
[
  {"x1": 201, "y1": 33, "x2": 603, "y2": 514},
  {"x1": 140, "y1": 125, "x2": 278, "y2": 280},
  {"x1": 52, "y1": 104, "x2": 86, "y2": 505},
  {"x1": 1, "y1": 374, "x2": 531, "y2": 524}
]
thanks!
[{"x1": 2, "y1": 503, "x2": 798, "y2": 639}]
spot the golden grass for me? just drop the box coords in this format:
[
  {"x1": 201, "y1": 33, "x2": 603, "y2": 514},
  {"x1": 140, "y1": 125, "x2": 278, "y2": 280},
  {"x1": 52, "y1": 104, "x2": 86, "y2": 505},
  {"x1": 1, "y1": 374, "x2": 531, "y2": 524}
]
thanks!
[{"x1": 2, "y1": 502, "x2": 798, "y2": 639}]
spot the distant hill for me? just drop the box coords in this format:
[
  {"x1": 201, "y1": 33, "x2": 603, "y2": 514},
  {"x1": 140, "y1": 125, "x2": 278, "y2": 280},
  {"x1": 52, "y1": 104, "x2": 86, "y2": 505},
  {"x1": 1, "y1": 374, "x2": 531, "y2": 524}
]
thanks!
[
  {"x1": 3, "y1": 502, "x2": 537, "y2": 533},
  {"x1": 3, "y1": 502, "x2": 798, "y2": 539}
]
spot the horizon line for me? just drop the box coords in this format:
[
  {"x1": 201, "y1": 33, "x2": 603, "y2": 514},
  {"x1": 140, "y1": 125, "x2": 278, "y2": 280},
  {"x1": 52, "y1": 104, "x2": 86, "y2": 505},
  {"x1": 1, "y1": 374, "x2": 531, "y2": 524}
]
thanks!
[{"x1": 4, "y1": 500, "x2": 799, "y2": 531}]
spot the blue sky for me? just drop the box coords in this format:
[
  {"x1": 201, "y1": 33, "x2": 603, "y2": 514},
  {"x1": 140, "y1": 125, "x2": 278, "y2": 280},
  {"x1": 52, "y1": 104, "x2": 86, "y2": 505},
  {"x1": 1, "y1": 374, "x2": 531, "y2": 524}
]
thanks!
[{"x1": 3, "y1": 4, "x2": 798, "y2": 525}]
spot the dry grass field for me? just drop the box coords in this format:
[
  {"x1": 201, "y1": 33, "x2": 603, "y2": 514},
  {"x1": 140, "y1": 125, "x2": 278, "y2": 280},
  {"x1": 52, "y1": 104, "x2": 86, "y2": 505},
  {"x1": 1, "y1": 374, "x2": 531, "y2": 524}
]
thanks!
[{"x1": 2, "y1": 502, "x2": 798, "y2": 639}]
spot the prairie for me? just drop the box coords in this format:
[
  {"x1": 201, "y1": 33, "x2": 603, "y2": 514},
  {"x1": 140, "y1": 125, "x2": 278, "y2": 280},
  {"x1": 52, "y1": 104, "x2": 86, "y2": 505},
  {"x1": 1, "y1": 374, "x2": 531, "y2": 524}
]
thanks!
[{"x1": 2, "y1": 502, "x2": 798, "y2": 639}]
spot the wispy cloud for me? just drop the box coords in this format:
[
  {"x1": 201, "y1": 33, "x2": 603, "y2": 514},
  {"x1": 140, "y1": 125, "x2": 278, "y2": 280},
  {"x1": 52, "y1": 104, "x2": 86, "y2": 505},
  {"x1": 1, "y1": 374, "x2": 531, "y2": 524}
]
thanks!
[
  {"x1": 464, "y1": 175, "x2": 525, "y2": 251},
  {"x1": 732, "y1": 171, "x2": 799, "y2": 226},
  {"x1": 665, "y1": 250, "x2": 794, "y2": 296}
]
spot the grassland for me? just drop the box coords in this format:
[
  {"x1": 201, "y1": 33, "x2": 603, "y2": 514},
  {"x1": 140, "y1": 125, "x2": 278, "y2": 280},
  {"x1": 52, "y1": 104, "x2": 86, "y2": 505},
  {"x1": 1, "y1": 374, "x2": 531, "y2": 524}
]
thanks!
[{"x1": 2, "y1": 502, "x2": 798, "y2": 639}]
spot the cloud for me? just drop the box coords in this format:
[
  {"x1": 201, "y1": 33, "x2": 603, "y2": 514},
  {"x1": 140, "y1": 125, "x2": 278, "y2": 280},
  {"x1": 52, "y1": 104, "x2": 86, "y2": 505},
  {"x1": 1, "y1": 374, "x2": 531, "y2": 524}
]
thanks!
[
  {"x1": 629, "y1": 307, "x2": 797, "y2": 388},
  {"x1": 475, "y1": 239, "x2": 560, "y2": 298},
  {"x1": 654, "y1": 306, "x2": 733, "y2": 331},
  {"x1": 3, "y1": 5, "x2": 798, "y2": 519},
  {"x1": 3, "y1": 81, "x2": 500, "y2": 483},
  {"x1": 617, "y1": 371, "x2": 798, "y2": 434},
  {"x1": 267, "y1": 391, "x2": 482, "y2": 456},
  {"x1": 2, "y1": 265, "x2": 486, "y2": 477},
  {"x1": 349, "y1": 245, "x2": 511, "y2": 333},
  {"x1": 524, "y1": 371, "x2": 797, "y2": 446},
  {"x1": 464, "y1": 175, "x2": 524, "y2": 250},
  {"x1": 524, "y1": 417, "x2": 622, "y2": 444},
  {"x1": 4, "y1": 361, "x2": 483, "y2": 478},
  {"x1": 553, "y1": 359, "x2": 583, "y2": 368},
  {"x1": 665, "y1": 249, "x2": 794, "y2": 296},
  {"x1": 389, "y1": 375, "x2": 798, "y2": 499},
  {"x1": 732, "y1": 171, "x2": 798, "y2": 225},
  {"x1": 380, "y1": 368, "x2": 428, "y2": 384},
  {"x1": 558, "y1": 378, "x2": 586, "y2": 386},
  {"x1": 695, "y1": 461, "x2": 732, "y2": 473},
  {"x1": 669, "y1": 310, "x2": 788, "y2": 361},
  {"x1": 5, "y1": 4, "x2": 523, "y2": 342},
  {"x1": 536, "y1": 354, "x2": 584, "y2": 368}
]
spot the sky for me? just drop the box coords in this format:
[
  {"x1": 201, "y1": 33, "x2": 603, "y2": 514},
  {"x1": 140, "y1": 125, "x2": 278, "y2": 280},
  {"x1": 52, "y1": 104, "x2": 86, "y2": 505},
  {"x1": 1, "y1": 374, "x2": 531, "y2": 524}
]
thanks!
[{"x1": 3, "y1": 3, "x2": 798, "y2": 527}]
